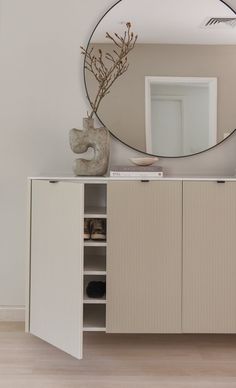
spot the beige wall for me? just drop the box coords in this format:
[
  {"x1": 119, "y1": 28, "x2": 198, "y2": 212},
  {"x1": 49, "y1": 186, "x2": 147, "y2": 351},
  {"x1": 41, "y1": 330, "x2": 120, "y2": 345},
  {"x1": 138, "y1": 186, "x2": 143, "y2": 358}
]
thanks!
[
  {"x1": 87, "y1": 44, "x2": 236, "y2": 152},
  {"x1": 0, "y1": 0, "x2": 113, "y2": 310},
  {"x1": 1, "y1": 0, "x2": 236, "y2": 314}
]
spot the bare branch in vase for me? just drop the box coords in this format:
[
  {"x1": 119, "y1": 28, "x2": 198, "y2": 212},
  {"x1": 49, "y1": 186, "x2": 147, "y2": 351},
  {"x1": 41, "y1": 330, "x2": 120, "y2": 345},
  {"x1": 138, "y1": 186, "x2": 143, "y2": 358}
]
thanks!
[{"x1": 81, "y1": 22, "x2": 138, "y2": 119}]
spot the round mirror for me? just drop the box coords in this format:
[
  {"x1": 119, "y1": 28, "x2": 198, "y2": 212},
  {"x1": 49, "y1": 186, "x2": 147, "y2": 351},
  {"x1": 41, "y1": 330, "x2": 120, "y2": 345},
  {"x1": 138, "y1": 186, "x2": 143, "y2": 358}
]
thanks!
[{"x1": 84, "y1": 0, "x2": 236, "y2": 157}]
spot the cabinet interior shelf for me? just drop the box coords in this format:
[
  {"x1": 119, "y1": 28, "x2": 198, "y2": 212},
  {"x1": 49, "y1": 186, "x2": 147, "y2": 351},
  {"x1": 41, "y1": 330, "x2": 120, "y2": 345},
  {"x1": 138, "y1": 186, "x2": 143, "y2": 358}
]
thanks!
[
  {"x1": 84, "y1": 255, "x2": 106, "y2": 275},
  {"x1": 84, "y1": 270, "x2": 107, "y2": 275},
  {"x1": 83, "y1": 295, "x2": 107, "y2": 304},
  {"x1": 83, "y1": 304, "x2": 106, "y2": 332},
  {"x1": 84, "y1": 206, "x2": 107, "y2": 218},
  {"x1": 84, "y1": 241, "x2": 107, "y2": 247},
  {"x1": 83, "y1": 326, "x2": 106, "y2": 332}
]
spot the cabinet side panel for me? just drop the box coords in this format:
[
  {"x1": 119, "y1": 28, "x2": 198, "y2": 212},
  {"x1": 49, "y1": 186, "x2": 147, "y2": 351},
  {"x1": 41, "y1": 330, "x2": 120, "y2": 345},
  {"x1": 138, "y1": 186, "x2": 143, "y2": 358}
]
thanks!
[
  {"x1": 183, "y1": 181, "x2": 236, "y2": 333},
  {"x1": 25, "y1": 179, "x2": 32, "y2": 332},
  {"x1": 30, "y1": 181, "x2": 84, "y2": 359},
  {"x1": 107, "y1": 181, "x2": 182, "y2": 333}
]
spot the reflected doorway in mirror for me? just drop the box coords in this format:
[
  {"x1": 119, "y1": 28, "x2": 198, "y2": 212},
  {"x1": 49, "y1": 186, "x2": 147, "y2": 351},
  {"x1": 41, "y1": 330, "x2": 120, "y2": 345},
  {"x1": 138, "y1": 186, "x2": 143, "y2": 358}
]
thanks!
[{"x1": 145, "y1": 77, "x2": 217, "y2": 157}]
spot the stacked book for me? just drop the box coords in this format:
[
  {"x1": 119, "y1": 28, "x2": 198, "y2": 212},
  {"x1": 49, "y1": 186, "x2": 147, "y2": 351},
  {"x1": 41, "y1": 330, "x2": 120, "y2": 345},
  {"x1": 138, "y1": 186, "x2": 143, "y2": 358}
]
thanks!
[{"x1": 110, "y1": 165, "x2": 163, "y2": 178}]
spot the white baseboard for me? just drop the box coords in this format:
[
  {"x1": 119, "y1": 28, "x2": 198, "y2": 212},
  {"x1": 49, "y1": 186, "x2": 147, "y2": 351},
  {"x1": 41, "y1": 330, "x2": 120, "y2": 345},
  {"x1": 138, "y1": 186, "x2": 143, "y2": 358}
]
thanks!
[{"x1": 0, "y1": 306, "x2": 25, "y2": 321}]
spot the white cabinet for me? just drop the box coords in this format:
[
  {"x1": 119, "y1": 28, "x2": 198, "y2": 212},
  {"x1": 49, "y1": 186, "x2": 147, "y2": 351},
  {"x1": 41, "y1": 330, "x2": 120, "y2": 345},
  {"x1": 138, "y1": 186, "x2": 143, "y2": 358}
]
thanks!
[
  {"x1": 28, "y1": 179, "x2": 107, "y2": 359},
  {"x1": 27, "y1": 178, "x2": 236, "y2": 359}
]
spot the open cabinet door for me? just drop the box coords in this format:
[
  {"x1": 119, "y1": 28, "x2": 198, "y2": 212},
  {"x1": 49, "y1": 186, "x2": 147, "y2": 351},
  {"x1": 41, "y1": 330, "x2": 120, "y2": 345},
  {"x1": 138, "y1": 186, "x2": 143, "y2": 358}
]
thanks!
[{"x1": 29, "y1": 180, "x2": 84, "y2": 359}]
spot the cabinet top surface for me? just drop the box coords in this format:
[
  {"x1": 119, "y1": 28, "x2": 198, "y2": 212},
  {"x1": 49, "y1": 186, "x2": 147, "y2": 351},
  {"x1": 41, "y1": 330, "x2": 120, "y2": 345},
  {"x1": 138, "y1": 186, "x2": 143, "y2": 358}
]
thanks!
[{"x1": 28, "y1": 176, "x2": 236, "y2": 182}]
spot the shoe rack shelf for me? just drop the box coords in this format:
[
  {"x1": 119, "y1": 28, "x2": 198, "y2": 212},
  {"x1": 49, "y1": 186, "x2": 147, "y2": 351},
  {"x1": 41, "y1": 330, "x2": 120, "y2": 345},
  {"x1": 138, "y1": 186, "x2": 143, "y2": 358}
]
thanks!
[
  {"x1": 83, "y1": 295, "x2": 107, "y2": 304},
  {"x1": 83, "y1": 305, "x2": 106, "y2": 332},
  {"x1": 84, "y1": 241, "x2": 107, "y2": 247},
  {"x1": 84, "y1": 184, "x2": 107, "y2": 218},
  {"x1": 83, "y1": 184, "x2": 107, "y2": 332},
  {"x1": 84, "y1": 254, "x2": 106, "y2": 275},
  {"x1": 84, "y1": 207, "x2": 107, "y2": 219},
  {"x1": 83, "y1": 274, "x2": 107, "y2": 304}
]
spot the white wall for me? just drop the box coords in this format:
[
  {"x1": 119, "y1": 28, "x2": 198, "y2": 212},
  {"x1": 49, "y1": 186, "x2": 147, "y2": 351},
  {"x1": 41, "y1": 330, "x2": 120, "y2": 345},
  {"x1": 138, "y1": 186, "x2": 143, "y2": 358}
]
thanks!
[{"x1": 0, "y1": 0, "x2": 236, "y2": 310}]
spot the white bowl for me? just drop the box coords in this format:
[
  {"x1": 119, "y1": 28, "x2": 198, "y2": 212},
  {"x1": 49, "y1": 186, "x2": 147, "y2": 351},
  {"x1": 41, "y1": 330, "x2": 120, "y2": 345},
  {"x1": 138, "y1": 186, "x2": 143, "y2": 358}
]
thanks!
[{"x1": 129, "y1": 157, "x2": 159, "y2": 166}]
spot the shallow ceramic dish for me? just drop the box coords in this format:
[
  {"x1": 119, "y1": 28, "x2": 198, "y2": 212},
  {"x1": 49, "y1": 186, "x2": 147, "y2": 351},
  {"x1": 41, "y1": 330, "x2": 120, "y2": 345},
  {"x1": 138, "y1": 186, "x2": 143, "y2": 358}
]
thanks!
[{"x1": 129, "y1": 157, "x2": 159, "y2": 166}]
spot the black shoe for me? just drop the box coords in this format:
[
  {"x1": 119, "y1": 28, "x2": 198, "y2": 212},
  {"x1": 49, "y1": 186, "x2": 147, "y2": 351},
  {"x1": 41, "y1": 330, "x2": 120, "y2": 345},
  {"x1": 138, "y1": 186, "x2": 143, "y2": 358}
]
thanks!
[{"x1": 86, "y1": 281, "x2": 106, "y2": 298}]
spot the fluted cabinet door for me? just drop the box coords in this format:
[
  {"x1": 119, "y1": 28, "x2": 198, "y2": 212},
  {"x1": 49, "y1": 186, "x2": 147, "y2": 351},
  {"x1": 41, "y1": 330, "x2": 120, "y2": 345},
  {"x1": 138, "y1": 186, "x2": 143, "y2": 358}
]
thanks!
[
  {"x1": 183, "y1": 181, "x2": 236, "y2": 333},
  {"x1": 30, "y1": 180, "x2": 84, "y2": 359},
  {"x1": 106, "y1": 181, "x2": 182, "y2": 333}
]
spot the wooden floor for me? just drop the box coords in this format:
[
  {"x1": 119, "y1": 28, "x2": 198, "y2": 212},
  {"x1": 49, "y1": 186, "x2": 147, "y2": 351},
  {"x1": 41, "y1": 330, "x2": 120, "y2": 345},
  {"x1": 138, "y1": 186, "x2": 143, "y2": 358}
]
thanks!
[{"x1": 1, "y1": 323, "x2": 236, "y2": 387}]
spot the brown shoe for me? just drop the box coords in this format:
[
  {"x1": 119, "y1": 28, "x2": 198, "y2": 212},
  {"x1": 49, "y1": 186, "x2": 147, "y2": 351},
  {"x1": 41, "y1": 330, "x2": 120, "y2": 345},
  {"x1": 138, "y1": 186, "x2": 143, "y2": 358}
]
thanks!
[
  {"x1": 90, "y1": 219, "x2": 106, "y2": 240},
  {"x1": 84, "y1": 219, "x2": 91, "y2": 240}
]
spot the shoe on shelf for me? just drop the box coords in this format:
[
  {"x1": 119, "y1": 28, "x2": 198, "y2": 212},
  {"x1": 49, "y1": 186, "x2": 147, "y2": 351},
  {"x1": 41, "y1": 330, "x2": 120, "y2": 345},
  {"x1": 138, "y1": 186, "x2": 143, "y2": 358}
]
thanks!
[
  {"x1": 84, "y1": 219, "x2": 91, "y2": 240},
  {"x1": 86, "y1": 281, "x2": 106, "y2": 299},
  {"x1": 90, "y1": 219, "x2": 106, "y2": 240}
]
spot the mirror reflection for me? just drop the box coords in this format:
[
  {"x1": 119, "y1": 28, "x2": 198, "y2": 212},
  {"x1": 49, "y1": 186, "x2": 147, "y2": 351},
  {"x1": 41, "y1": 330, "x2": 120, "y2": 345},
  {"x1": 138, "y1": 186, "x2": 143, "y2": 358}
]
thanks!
[
  {"x1": 85, "y1": 0, "x2": 236, "y2": 157},
  {"x1": 146, "y1": 76, "x2": 217, "y2": 156}
]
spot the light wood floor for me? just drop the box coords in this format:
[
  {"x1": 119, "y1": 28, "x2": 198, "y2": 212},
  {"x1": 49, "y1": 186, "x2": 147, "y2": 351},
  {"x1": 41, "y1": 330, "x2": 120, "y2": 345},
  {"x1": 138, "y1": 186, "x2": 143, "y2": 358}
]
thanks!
[{"x1": 1, "y1": 323, "x2": 236, "y2": 388}]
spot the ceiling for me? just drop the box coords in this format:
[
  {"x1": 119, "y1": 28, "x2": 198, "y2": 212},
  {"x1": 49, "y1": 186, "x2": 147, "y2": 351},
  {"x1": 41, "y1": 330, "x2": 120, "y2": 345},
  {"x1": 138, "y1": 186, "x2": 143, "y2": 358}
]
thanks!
[{"x1": 91, "y1": 0, "x2": 236, "y2": 44}]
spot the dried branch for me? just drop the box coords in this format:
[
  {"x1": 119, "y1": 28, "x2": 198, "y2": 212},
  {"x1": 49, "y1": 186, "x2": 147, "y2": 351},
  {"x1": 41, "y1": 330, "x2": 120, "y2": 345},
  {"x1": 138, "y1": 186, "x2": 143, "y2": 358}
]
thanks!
[{"x1": 81, "y1": 22, "x2": 138, "y2": 119}]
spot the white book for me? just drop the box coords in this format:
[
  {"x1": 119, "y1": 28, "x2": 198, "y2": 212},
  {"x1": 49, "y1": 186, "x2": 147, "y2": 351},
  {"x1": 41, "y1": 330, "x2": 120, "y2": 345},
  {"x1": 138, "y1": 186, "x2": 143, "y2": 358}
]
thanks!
[{"x1": 110, "y1": 171, "x2": 163, "y2": 177}]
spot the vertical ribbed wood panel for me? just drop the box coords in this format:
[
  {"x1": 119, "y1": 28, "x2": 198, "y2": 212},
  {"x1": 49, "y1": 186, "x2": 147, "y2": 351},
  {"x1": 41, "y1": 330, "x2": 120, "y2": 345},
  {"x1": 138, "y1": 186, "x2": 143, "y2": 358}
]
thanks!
[
  {"x1": 30, "y1": 181, "x2": 84, "y2": 359},
  {"x1": 183, "y1": 181, "x2": 236, "y2": 333},
  {"x1": 107, "y1": 181, "x2": 182, "y2": 333}
]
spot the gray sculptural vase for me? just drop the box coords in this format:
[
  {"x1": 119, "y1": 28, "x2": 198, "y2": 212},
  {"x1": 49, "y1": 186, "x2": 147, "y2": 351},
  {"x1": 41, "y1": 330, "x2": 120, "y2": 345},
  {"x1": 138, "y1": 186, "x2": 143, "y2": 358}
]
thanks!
[{"x1": 69, "y1": 118, "x2": 110, "y2": 176}]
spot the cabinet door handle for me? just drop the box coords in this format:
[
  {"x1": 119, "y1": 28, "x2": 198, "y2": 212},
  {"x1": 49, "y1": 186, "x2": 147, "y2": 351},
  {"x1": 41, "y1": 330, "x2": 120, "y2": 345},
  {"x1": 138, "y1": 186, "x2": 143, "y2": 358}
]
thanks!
[
  {"x1": 141, "y1": 180, "x2": 150, "y2": 183},
  {"x1": 49, "y1": 180, "x2": 59, "y2": 184},
  {"x1": 217, "y1": 180, "x2": 225, "y2": 184}
]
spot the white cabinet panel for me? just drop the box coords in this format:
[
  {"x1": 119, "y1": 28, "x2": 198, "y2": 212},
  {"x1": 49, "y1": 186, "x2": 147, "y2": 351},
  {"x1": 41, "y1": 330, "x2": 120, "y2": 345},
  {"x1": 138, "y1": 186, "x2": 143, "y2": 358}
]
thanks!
[{"x1": 30, "y1": 181, "x2": 84, "y2": 359}]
